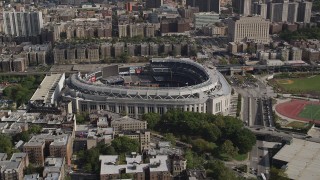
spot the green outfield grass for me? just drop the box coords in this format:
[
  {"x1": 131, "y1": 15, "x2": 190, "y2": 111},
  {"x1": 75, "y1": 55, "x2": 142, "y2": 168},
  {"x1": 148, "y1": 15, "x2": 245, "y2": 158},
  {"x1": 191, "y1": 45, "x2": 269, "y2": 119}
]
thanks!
[
  {"x1": 298, "y1": 104, "x2": 320, "y2": 121},
  {"x1": 275, "y1": 75, "x2": 320, "y2": 94}
]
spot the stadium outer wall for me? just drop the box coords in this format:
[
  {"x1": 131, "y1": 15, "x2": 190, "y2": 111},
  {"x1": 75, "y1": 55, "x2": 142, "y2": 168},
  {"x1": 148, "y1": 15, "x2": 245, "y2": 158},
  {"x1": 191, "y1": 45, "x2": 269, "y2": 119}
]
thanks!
[{"x1": 62, "y1": 58, "x2": 232, "y2": 119}]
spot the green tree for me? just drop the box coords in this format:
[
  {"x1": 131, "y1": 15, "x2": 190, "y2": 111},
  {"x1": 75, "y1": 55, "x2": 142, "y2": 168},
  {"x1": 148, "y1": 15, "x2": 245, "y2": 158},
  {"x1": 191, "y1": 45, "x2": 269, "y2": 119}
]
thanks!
[
  {"x1": 164, "y1": 133, "x2": 176, "y2": 146},
  {"x1": 76, "y1": 113, "x2": 88, "y2": 124},
  {"x1": 219, "y1": 140, "x2": 238, "y2": 157},
  {"x1": 120, "y1": 173, "x2": 132, "y2": 179},
  {"x1": 229, "y1": 56, "x2": 239, "y2": 64},
  {"x1": 24, "y1": 164, "x2": 44, "y2": 175},
  {"x1": 191, "y1": 138, "x2": 217, "y2": 153},
  {"x1": 233, "y1": 129, "x2": 256, "y2": 154},
  {"x1": 111, "y1": 136, "x2": 139, "y2": 153},
  {"x1": 184, "y1": 149, "x2": 205, "y2": 169},
  {"x1": 219, "y1": 57, "x2": 228, "y2": 65},
  {"x1": 270, "y1": 167, "x2": 290, "y2": 180},
  {"x1": 142, "y1": 113, "x2": 161, "y2": 130},
  {"x1": 206, "y1": 160, "x2": 237, "y2": 180},
  {"x1": 119, "y1": 52, "x2": 129, "y2": 63},
  {"x1": 0, "y1": 134, "x2": 13, "y2": 155},
  {"x1": 28, "y1": 125, "x2": 42, "y2": 134},
  {"x1": 13, "y1": 131, "x2": 30, "y2": 142}
]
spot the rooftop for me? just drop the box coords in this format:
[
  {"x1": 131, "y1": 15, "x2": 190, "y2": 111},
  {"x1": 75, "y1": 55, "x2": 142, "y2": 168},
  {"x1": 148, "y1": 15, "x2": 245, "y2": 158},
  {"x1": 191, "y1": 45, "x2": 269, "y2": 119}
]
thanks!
[
  {"x1": 30, "y1": 73, "x2": 64, "y2": 104},
  {"x1": 24, "y1": 174, "x2": 40, "y2": 180},
  {"x1": 44, "y1": 158, "x2": 64, "y2": 176},
  {"x1": 24, "y1": 133, "x2": 69, "y2": 147},
  {"x1": 99, "y1": 154, "x2": 169, "y2": 175},
  {"x1": 273, "y1": 138, "x2": 320, "y2": 180}
]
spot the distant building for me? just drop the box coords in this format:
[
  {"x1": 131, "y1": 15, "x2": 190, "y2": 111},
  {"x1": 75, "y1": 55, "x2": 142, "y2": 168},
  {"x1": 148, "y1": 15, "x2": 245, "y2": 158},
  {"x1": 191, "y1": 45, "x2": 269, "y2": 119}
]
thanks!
[
  {"x1": 202, "y1": 24, "x2": 228, "y2": 37},
  {"x1": 290, "y1": 47, "x2": 302, "y2": 60},
  {"x1": 160, "y1": 18, "x2": 190, "y2": 34},
  {"x1": 186, "y1": 0, "x2": 220, "y2": 13},
  {"x1": 252, "y1": 2, "x2": 267, "y2": 19},
  {"x1": 146, "y1": 0, "x2": 163, "y2": 9},
  {"x1": 3, "y1": 10, "x2": 43, "y2": 37},
  {"x1": 194, "y1": 12, "x2": 220, "y2": 29},
  {"x1": 232, "y1": 0, "x2": 251, "y2": 16},
  {"x1": 268, "y1": 0, "x2": 310, "y2": 23},
  {"x1": 228, "y1": 16, "x2": 270, "y2": 44},
  {"x1": 297, "y1": 1, "x2": 312, "y2": 23}
]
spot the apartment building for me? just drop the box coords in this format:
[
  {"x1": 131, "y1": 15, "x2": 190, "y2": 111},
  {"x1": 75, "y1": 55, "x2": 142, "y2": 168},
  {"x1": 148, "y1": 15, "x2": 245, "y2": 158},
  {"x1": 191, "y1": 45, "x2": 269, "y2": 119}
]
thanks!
[
  {"x1": 0, "y1": 153, "x2": 29, "y2": 180},
  {"x1": 23, "y1": 133, "x2": 72, "y2": 166},
  {"x1": 99, "y1": 154, "x2": 172, "y2": 180}
]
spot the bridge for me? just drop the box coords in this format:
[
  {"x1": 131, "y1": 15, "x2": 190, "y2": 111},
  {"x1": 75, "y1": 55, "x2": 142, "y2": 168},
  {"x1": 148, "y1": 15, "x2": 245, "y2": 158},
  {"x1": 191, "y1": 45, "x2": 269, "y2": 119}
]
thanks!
[{"x1": 216, "y1": 64, "x2": 320, "y2": 75}]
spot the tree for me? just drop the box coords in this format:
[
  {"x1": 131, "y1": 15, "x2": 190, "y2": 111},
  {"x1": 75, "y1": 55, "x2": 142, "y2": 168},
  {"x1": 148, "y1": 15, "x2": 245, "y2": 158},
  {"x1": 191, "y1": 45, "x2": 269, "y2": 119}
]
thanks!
[
  {"x1": 219, "y1": 140, "x2": 238, "y2": 157},
  {"x1": 191, "y1": 138, "x2": 217, "y2": 153},
  {"x1": 247, "y1": 46, "x2": 256, "y2": 54},
  {"x1": 0, "y1": 134, "x2": 13, "y2": 155},
  {"x1": 229, "y1": 56, "x2": 238, "y2": 64},
  {"x1": 206, "y1": 160, "x2": 238, "y2": 180},
  {"x1": 184, "y1": 149, "x2": 205, "y2": 169},
  {"x1": 164, "y1": 133, "x2": 176, "y2": 146},
  {"x1": 76, "y1": 113, "x2": 88, "y2": 124},
  {"x1": 233, "y1": 129, "x2": 256, "y2": 154},
  {"x1": 219, "y1": 57, "x2": 228, "y2": 65},
  {"x1": 24, "y1": 164, "x2": 44, "y2": 175},
  {"x1": 120, "y1": 173, "x2": 132, "y2": 179},
  {"x1": 142, "y1": 113, "x2": 161, "y2": 130},
  {"x1": 13, "y1": 131, "x2": 30, "y2": 142},
  {"x1": 270, "y1": 167, "x2": 290, "y2": 180},
  {"x1": 28, "y1": 125, "x2": 42, "y2": 134},
  {"x1": 119, "y1": 52, "x2": 129, "y2": 63},
  {"x1": 111, "y1": 136, "x2": 139, "y2": 153}
]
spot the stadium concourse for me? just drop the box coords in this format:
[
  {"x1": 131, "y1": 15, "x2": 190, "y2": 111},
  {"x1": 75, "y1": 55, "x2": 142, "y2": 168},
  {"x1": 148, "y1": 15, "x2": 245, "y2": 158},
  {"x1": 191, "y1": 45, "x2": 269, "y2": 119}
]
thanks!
[{"x1": 62, "y1": 58, "x2": 232, "y2": 119}]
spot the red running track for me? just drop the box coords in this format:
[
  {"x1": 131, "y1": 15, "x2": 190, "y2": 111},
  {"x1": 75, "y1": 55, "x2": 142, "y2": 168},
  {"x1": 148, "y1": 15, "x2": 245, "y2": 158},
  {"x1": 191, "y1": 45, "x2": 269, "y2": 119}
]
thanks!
[{"x1": 275, "y1": 99, "x2": 320, "y2": 124}]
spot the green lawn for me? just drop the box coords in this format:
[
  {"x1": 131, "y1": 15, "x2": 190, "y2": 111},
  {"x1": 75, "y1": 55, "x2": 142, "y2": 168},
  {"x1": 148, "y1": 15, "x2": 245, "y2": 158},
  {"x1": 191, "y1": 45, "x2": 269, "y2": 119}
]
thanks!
[
  {"x1": 233, "y1": 153, "x2": 248, "y2": 161},
  {"x1": 298, "y1": 104, "x2": 320, "y2": 121},
  {"x1": 276, "y1": 75, "x2": 320, "y2": 94}
]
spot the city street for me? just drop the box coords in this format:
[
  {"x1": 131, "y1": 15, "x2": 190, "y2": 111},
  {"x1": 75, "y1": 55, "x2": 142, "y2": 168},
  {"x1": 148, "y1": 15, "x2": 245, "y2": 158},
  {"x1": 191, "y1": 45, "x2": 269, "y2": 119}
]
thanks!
[{"x1": 249, "y1": 140, "x2": 270, "y2": 179}]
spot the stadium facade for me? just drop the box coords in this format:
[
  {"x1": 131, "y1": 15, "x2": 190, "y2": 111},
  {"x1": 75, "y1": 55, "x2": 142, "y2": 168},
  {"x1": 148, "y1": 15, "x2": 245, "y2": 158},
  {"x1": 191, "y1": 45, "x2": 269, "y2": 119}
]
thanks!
[{"x1": 62, "y1": 58, "x2": 232, "y2": 119}]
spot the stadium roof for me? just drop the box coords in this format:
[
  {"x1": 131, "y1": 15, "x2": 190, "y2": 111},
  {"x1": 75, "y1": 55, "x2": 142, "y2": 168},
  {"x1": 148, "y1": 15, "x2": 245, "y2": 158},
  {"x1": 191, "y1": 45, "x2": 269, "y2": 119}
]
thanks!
[{"x1": 273, "y1": 138, "x2": 320, "y2": 180}]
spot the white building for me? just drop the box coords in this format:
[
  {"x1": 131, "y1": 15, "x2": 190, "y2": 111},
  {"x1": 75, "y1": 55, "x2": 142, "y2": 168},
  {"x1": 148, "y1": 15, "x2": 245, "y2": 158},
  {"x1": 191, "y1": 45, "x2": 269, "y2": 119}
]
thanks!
[
  {"x1": 228, "y1": 16, "x2": 270, "y2": 44},
  {"x1": 30, "y1": 73, "x2": 65, "y2": 105},
  {"x1": 3, "y1": 10, "x2": 43, "y2": 37}
]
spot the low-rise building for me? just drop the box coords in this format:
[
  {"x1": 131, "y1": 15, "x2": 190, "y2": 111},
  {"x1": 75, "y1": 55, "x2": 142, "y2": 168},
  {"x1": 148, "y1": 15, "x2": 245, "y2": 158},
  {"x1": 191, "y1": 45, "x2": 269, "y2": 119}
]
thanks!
[
  {"x1": 23, "y1": 133, "x2": 72, "y2": 166},
  {"x1": 119, "y1": 130, "x2": 151, "y2": 151},
  {"x1": 43, "y1": 157, "x2": 65, "y2": 180},
  {"x1": 0, "y1": 153, "x2": 29, "y2": 180},
  {"x1": 99, "y1": 153, "x2": 172, "y2": 180},
  {"x1": 273, "y1": 138, "x2": 320, "y2": 180}
]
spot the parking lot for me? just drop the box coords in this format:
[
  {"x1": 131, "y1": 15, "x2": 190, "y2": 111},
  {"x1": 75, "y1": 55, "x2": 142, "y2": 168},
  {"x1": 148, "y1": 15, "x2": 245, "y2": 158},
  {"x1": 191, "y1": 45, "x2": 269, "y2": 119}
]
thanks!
[
  {"x1": 261, "y1": 97, "x2": 274, "y2": 128},
  {"x1": 229, "y1": 75, "x2": 258, "y2": 88},
  {"x1": 195, "y1": 37, "x2": 229, "y2": 49}
]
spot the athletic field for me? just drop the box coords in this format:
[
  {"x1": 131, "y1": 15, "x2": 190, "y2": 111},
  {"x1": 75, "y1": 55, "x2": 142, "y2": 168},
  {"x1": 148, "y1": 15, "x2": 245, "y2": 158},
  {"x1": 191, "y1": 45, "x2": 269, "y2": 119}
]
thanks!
[
  {"x1": 276, "y1": 99, "x2": 320, "y2": 123},
  {"x1": 275, "y1": 75, "x2": 320, "y2": 94},
  {"x1": 298, "y1": 104, "x2": 320, "y2": 121}
]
